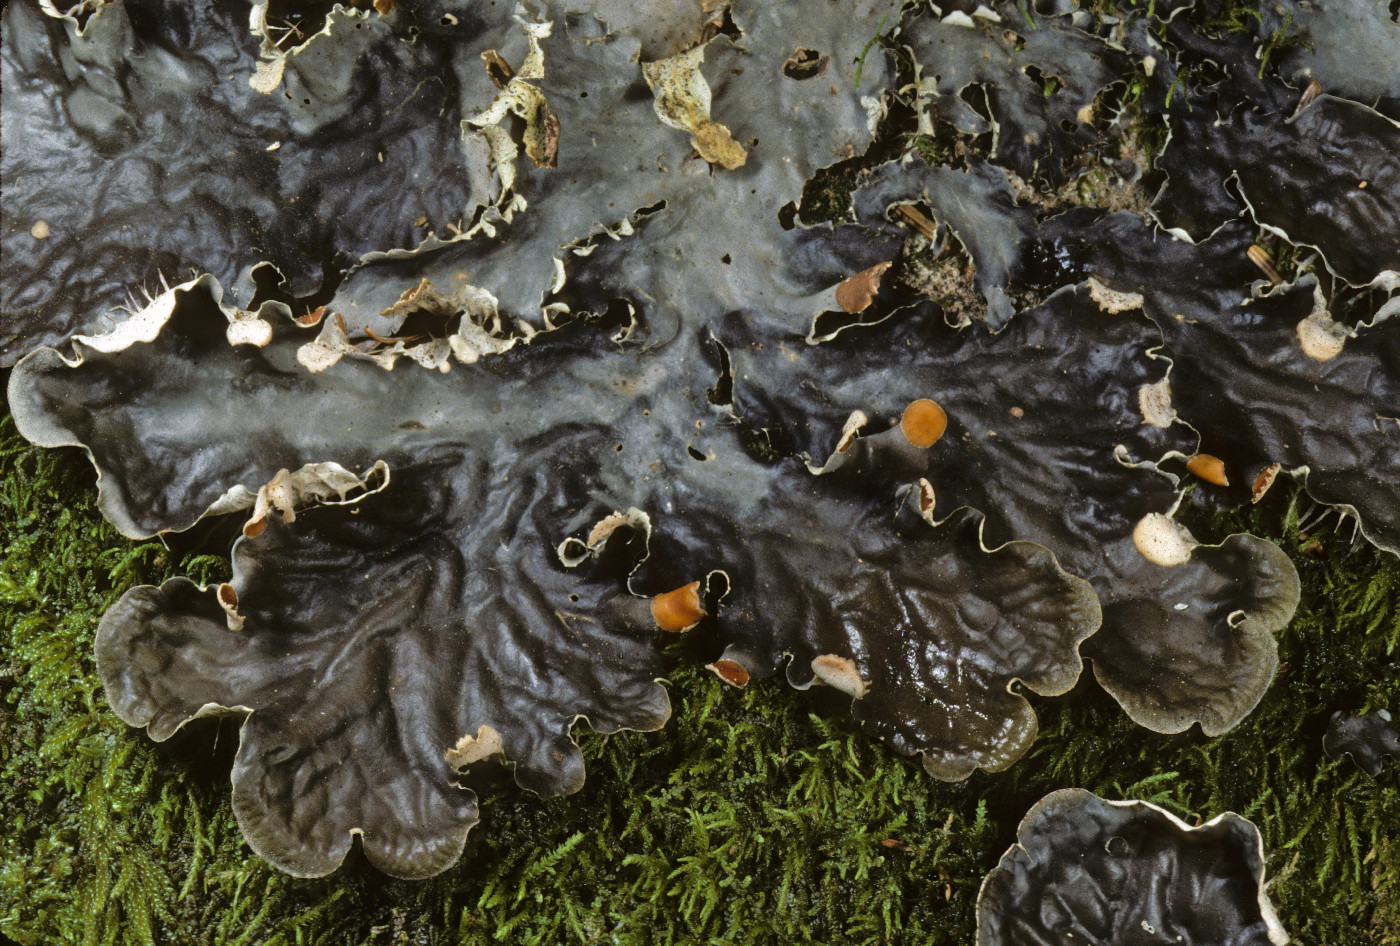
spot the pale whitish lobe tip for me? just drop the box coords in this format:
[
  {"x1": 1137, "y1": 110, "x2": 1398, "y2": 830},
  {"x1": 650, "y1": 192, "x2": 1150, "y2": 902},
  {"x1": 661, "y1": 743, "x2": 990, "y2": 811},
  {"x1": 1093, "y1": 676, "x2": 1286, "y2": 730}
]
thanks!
[
  {"x1": 810, "y1": 654, "x2": 870, "y2": 698},
  {"x1": 1296, "y1": 309, "x2": 1348, "y2": 362},
  {"x1": 1085, "y1": 276, "x2": 1144, "y2": 313},
  {"x1": 1137, "y1": 378, "x2": 1176, "y2": 428},
  {"x1": 444, "y1": 724, "x2": 504, "y2": 769},
  {"x1": 1132, "y1": 513, "x2": 1197, "y2": 566},
  {"x1": 226, "y1": 317, "x2": 273, "y2": 347}
]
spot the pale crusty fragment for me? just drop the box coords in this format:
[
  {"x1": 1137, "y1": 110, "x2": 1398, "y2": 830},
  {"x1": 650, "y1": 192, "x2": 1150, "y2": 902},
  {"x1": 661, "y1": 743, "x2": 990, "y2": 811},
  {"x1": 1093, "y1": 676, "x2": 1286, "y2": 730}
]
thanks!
[
  {"x1": 445, "y1": 725, "x2": 505, "y2": 769},
  {"x1": 644, "y1": 47, "x2": 747, "y2": 169}
]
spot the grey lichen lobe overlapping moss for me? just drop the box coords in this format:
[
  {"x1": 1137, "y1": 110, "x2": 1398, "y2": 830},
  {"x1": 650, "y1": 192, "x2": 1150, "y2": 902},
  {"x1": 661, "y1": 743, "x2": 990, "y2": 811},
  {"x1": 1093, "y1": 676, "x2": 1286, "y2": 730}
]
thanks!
[
  {"x1": 977, "y1": 789, "x2": 1289, "y2": 946},
  {"x1": 3, "y1": 0, "x2": 1396, "y2": 882},
  {"x1": 904, "y1": 0, "x2": 1136, "y2": 189},
  {"x1": 1325, "y1": 710, "x2": 1400, "y2": 778},
  {"x1": 718, "y1": 272, "x2": 1300, "y2": 738}
]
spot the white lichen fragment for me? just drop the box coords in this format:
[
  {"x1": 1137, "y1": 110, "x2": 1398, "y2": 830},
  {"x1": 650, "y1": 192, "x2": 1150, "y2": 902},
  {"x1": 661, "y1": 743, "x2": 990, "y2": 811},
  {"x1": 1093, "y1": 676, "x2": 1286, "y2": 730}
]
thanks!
[
  {"x1": 1086, "y1": 277, "x2": 1145, "y2": 313},
  {"x1": 1132, "y1": 513, "x2": 1198, "y2": 566},
  {"x1": 39, "y1": 0, "x2": 116, "y2": 35},
  {"x1": 836, "y1": 410, "x2": 869, "y2": 453},
  {"x1": 296, "y1": 314, "x2": 353, "y2": 373},
  {"x1": 204, "y1": 483, "x2": 259, "y2": 518},
  {"x1": 226, "y1": 312, "x2": 274, "y2": 347},
  {"x1": 444, "y1": 725, "x2": 504, "y2": 769},
  {"x1": 644, "y1": 47, "x2": 747, "y2": 170},
  {"x1": 386, "y1": 279, "x2": 514, "y2": 365},
  {"x1": 587, "y1": 508, "x2": 651, "y2": 550},
  {"x1": 297, "y1": 279, "x2": 517, "y2": 373},
  {"x1": 59, "y1": 274, "x2": 292, "y2": 364},
  {"x1": 248, "y1": 56, "x2": 285, "y2": 94},
  {"x1": 448, "y1": 325, "x2": 517, "y2": 365},
  {"x1": 1137, "y1": 377, "x2": 1177, "y2": 428},
  {"x1": 243, "y1": 460, "x2": 391, "y2": 537},
  {"x1": 807, "y1": 410, "x2": 870, "y2": 475},
  {"x1": 463, "y1": 19, "x2": 555, "y2": 202},
  {"x1": 559, "y1": 508, "x2": 652, "y2": 567},
  {"x1": 810, "y1": 654, "x2": 870, "y2": 699},
  {"x1": 74, "y1": 286, "x2": 181, "y2": 354},
  {"x1": 1296, "y1": 305, "x2": 1350, "y2": 362},
  {"x1": 246, "y1": 1, "x2": 378, "y2": 95},
  {"x1": 216, "y1": 584, "x2": 245, "y2": 632}
]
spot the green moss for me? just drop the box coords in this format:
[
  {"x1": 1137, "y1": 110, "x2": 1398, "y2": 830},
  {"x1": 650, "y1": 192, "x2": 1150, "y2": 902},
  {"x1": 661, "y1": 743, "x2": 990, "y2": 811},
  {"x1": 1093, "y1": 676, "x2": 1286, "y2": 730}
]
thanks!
[
  {"x1": 1256, "y1": 231, "x2": 1307, "y2": 284},
  {"x1": 910, "y1": 134, "x2": 949, "y2": 169},
  {"x1": 1200, "y1": 0, "x2": 1263, "y2": 38},
  {"x1": 852, "y1": 12, "x2": 891, "y2": 90},
  {"x1": 1255, "y1": 11, "x2": 1312, "y2": 78}
]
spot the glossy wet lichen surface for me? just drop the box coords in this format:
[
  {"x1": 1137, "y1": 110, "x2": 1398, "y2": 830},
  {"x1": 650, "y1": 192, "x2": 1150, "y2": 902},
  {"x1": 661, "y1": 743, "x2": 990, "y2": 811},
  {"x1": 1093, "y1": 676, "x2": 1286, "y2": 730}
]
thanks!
[
  {"x1": 2, "y1": 419, "x2": 1397, "y2": 943},
  {"x1": 2, "y1": 0, "x2": 1398, "y2": 940}
]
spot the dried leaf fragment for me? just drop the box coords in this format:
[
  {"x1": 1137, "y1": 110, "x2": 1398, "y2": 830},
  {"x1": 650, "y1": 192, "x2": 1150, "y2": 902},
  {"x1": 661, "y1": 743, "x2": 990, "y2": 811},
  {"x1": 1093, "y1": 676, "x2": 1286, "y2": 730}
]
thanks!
[
  {"x1": 894, "y1": 204, "x2": 937, "y2": 240},
  {"x1": 1292, "y1": 77, "x2": 1323, "y2": 117},
  {"x1": 835, "y1": 261, "x2": 893, "y2": 314},
  {"x1": 1247, "y1": 244, "x2": 1283, "y2": 285},
  {"x1": 1251, "y1": 463, "x2": 1281, "y2": 504},
  {"x1": 527, "y1": 100, "x2": 561, "y2": 169}
]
